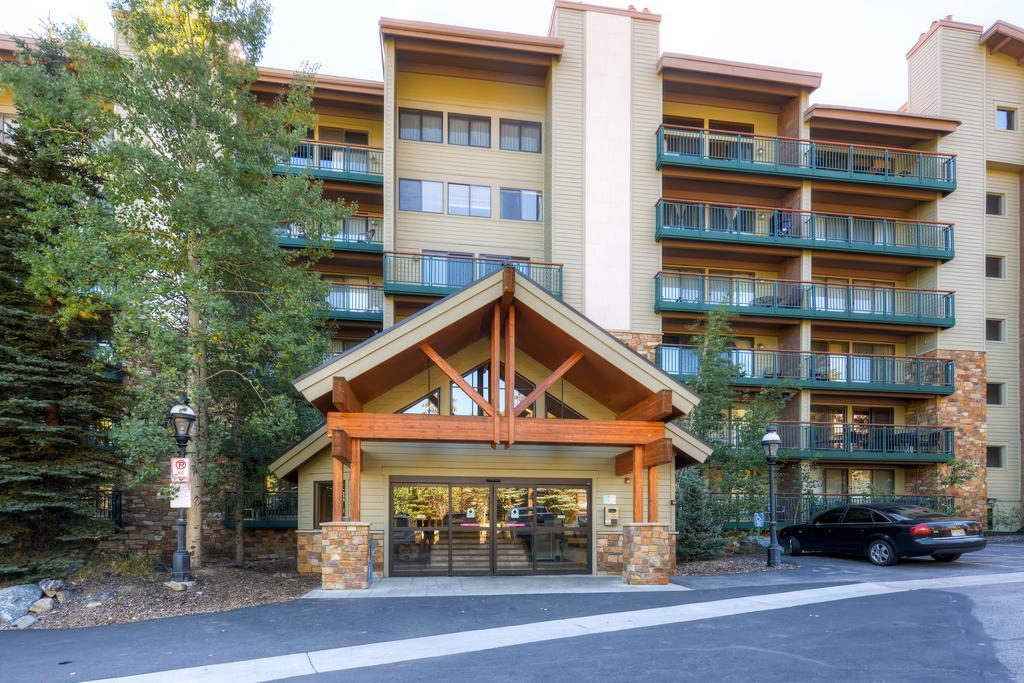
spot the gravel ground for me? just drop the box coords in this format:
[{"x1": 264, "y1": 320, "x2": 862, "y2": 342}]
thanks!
[
  {"x1": 987, "y1": 533, "x2": 1024, "y2": 544},
  {"x1": 674, "y1": 554, "x2": 798, "y2": 576},
  {"x1": 8, "y1": 560, "x2": 320, "y2": 630}
]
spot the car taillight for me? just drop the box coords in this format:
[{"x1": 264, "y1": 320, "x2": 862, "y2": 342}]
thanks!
[{"x1": 910, "y1": 523, "x2": 932, "y2": 536}]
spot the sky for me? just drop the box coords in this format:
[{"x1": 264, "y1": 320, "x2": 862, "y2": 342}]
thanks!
[{"x1": 4, "y1": 0, "x2": 1022, "y2": 110}]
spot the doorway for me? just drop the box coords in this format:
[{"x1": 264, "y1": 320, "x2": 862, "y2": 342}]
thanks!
[{"x1": 389, "y1": 478, "x2": 591, "y2": 577}]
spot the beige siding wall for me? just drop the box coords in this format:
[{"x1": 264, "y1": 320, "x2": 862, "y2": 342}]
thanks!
[{"x1": 985, "y1": 52, "x2": 1024, "y2": 166}]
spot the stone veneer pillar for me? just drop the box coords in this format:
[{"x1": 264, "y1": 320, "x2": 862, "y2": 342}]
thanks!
[
  {"x1": 320, "y1": 522, "x2": 371, "y2": 590},
  {"x1": 596, "y1": 532, "x2": 624, "y2": 575},
  {"x1": 296, "y1": 530, "x2": 322, "y2": 574},
  {"x1": 621, "y1": 523, "x2": 672, "y2": 585}
]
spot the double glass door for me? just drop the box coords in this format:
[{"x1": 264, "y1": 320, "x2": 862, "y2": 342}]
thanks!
[{"x1": 390, "y1": 480, "x2": 591, "y2": 576}]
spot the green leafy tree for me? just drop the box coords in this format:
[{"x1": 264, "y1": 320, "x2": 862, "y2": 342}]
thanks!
[
  {"x1": 16, "y1": 1, "x2": 346, "y2": 565},
  {"x1": 0, "y1": 33, "x2": 127, "y2": 578},
  {"x1": 675, "y1": 467, "x2": 729, "y2": 561}
]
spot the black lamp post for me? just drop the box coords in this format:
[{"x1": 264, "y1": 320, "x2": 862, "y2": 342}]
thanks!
[
  {"x1": 169, "y1": 399, "x2": 196, "y2": 583},
  {"x1": 762, "y1": 424, "x2": 783, "y2": 567}
]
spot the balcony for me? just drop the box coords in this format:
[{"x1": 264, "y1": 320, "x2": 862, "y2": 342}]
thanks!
[
  {"x1": 223, "y1": 490, "x2": 298, "y2": 529},
  {"x1": 655, "y1": 200, "x2": 954, "y2": 261},
  {"x1": 656, "y1": 345, "x2": 955, "y2": 395},
  {"x1": 706, "y1": 421, "x2": 955, "y2": 463},
  {"x1": 274, "y1": 140, "x2": 384, "y2": 184},
  {"x1": 654, "y1": 273, "x2": 955, "y2": 327},
  {"x1": 656, "y1": 126, "x2": 956, "y2": 193},
  {"x1": 327, "y1": 283, "x2": 383, "y2": 322},
  {"x1": 384, "y1": 252, "x2": 563, "y2": 299},
  {"x1": 275, "y1": 215, "x2": 383, "y2": 253}
]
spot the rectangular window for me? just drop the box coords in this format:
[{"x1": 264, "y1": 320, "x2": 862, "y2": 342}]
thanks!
[
  {"x1": 987, "y1": 446, "x2": 1005, "y2": 468},
  {"x1": 398, "y1": 179, "x2": 443, "y2": 213},
  {"x1": 996, "y1": 108, "x2": 1016, "y2": 131},
  {"x1": 986, "y1": 255, "x2": 1006, "y2": 278},
  {"x1": 870, "y1": 470, "x2": 895, "y2": 495},
  {"x1": 987, "y1": 383, "x2": 1005, "y2": 406},
  {"x1": 448, "y1": 114, "x2": 490, "y2": 148},
  {"x1": 986, "y1": 319, "x2": 1005, "y2": 342},
  {"x1": 398, "y1": 108, "x2": 443, "y2": 143},
  {"x1": 986, "y1": 194, "x2": 1005, "y2": 216},
  {"x1": 499, "y1": 119, "x2": 542, "y2": 153},
  {"x1": 447, "y1": 183, "x2": 491, "y2": 217},
  {"x1": 500, "y1": 188, "x2": 542, "y2": 221}
]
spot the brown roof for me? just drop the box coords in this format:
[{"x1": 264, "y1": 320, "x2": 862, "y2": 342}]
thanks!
[
  {"x1": 805, "y1": 104, "x2": 960, "y2": 134},
  {"x1": 548, "y1": 0, "x2": 660, "y2": 35},
  {"x1": 980, "y1": 20, "x2": 1024, "y2": 63},
  {"x1": 659, "y1": 53, "x2": 822, "y2": 90},
  {"x1": 0, "y1": 33, "x2": 37, "y2": 61},
  {"x1": 379, "y1": 17, "x2": 563, "y2": 56},
  {"x1": 255, "y1": 67, "x2": 383, "y2": 97}
]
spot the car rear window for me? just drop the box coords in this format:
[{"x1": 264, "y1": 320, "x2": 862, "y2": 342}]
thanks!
[
  {"x1": 814, "y1": 508, "x2": 845, "y2": 524},
  {"x1": 870, "y1": 510, "x2": 891, "y2": 523},
  {"x1": 878, "y1": 505, "x2": 946, "y2": 521}
]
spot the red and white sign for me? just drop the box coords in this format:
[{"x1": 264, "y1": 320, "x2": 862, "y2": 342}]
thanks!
[{"x1": 170, "y1": 457, "x2": 192, "y2": 508}]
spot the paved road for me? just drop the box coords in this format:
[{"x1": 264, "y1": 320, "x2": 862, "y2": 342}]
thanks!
[{"x1": 3, "y1": 543, "x2": 1022, "y2": 682}]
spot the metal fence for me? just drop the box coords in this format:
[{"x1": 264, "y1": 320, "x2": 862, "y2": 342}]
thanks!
[
  {"x1": 282, "y1": 140, "x2": 384, "y2": 177},
  {"x1": 384, "y1": 252, "x2": 564, "y2": 298},
  {"x1": 327, "y1": 284, "x2": 384, "y2": 315},
  {"x1": 275, "y1": 215, "x2": 383, "y2": 246},
  {"x1": 92, "y1": 489, "x2": 123, "y2": 527},
  {"x1": 703, "y1": 492, "x2": 959, "y2": 528},
  {"x1": 223, "y1": 490, "x2": 298, "y2": 528}
]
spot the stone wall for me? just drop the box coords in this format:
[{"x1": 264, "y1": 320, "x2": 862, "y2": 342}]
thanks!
[
  {"x1": 370, "y1": 530, "x2": 384, "y2": 581},
  {"x1": 610, "y1": 331, "x2": 661, "y2": 364},
  {"x1": 297, "y1": 530, "x2": 322, "y2": 574},
  {"x1": 320, "y1": 522, "x2": 371, "y2": 590},
  {"x1": 622, "y1": 523, "x2": 672, "y2": 585},
  {"x1": 596, "y1": 532, "x2": 623, "y2": 575}
]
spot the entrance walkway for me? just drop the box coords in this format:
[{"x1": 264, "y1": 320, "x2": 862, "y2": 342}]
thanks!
[{"x1": 304, "y1": 574, "x2": 691, "y2": 599}]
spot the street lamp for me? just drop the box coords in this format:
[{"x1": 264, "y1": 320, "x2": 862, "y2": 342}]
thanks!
[
  {"x1": 168, "y1": 399, "x2": 196, "y2": 583},
  {"x1": 762, "y1": 424, "x2": 783, "y2": 568}
]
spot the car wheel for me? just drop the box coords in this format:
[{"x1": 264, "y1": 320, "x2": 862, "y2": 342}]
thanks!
[
  {"x1": 867, "y1": 539, "x2": 897, "y2": 566},
  {"x1": 785, "y1": 536, "x2": 802, "y2": 556},
  {"x1": 932, "y1": 553, "x2": 961, "y2": 562}
]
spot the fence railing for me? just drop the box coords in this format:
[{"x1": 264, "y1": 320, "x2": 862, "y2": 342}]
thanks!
[
  {"x1": 657, "y1": 126, "x2": 956, "y2": 191},
  {"x1": 327, "y1": 283, "x2": 383, "y2": 318},
  {"x1": 704, "y1": 492, "x2": 959, "y2": 528},
  {"x1": 92, "y1": 489, "x2": 123, "y2": 527},
  {"x1": 656, "y1": 345, "x2": 954, "y2": 393},
  {"x1": 656, "y1": 199, "x2": 954, "y2": 259},
  {"x1": 275, "y1": 214, "x2": 383, "y2": 248},
  {"x1": 699, "y1": 421, "x2": 955, "y2": 461},
  {"x1": 654, "y1": 273, "x2": 955, "y2": 326},
  {"x1": 223, "y1": 490, "x2": 298, "y2": 528},
  {"x1": 384, "y1": 252, "x2": 564, "y2": 299},
  {"x1": 278, "y1": 140, "x2": 384, "y2": 180}
]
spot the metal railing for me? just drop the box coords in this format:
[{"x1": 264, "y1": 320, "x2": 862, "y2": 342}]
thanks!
[
  {"x1": 275, "y1": 214, "x2": 383, "y2": 247},
  {"x1": 654, "y1": 273, "x2": 955, "y2": 326},
  {"x1": 656, "y1": 345, "x2": 954, "y2": 393},
  {"x1": 384, "y1": 252, "x2": 564, "y2": 298},
  {"x1": 705, "y1": 492, "x2": 959, "y2": 528},
  {"x1": 327, "y1": 283, "x2": 383, "y2": 317},
  {"x1": 701, "y1": 421, "x2": 955, "y2": 461},
  {"x1": 279, "y1": 140, "x2": 384, "y2": 178},
  {"x1": 92, "y1": 489, "x2": 123, "y2": 527},
  {"x1": 224, "y1": 490, "x2": 298, "y2": 528},
  {"x1": 657, "y1": 126, "x2": 956, "y2": 191},
  {"x1": 656, "y1": 200, "x2": 954, "y2": 259}
]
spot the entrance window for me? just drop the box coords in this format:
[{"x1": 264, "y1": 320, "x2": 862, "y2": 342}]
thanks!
[{"x1": 450, "y1": 362, "x2": 536, "y2": 417}]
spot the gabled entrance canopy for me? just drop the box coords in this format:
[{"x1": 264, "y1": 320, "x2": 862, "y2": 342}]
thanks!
[{"x1": 280, "y1": 266, "x2": 711, "y2": 524}]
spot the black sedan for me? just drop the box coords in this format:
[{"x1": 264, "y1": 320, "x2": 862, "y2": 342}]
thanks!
[{"x1": 779, "y1": 504, "x2": 986, "y2": 566}]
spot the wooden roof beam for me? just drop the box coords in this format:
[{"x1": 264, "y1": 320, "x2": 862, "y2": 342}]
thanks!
[
  {"x1": 614, "y1": 438, "x2": 674, "y2": 476},
  {"x1": 333, "y1": 377, "x2": 362, "y2": 413},
  {"x1": 420, "y1": 342, "x2": 495, "y2": 417},
  {"x1": 616, "y1": 390, "x2": 674, "y2": 422},
  {"x1": 513, "y1": 350, "x2": 584, "y2": 417}
]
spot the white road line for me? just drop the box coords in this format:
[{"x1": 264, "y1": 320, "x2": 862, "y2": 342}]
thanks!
[{"x1": 89, "y1": 571, "x2": 1024, "y2": 683}]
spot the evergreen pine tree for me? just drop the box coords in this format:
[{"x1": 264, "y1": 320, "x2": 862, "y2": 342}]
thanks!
[{"x1": 675, "y1": 467, "x2": 729, "y2": 561}]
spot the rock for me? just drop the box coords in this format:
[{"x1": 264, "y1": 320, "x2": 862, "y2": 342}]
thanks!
[
  {"x1": 0, "y1": 584, "x2": 42, "y2": 623},
  {"x1": 12, "y1": 615, "x2": 37, "y2": 630},
  {"x1": 164, "y1": 581, "x2": 185, "y2": 592},
  {"x1": 38, "y1": 579, "x2": 64, "y2": 597},
  {"x1": 29, "y1": 597, "x2": 55, "y2": 614},
  {"x1": 736, "y1": 535, "x2": 771, "y2": 554},
  {"x1": 84, "y1": 590, "x2": 116, "y2": 608}
]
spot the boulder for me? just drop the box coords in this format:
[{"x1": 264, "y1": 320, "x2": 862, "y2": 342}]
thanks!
[
  {"x1": 0, "y1": 584, "x2": 42, "y2": 623},
  {"x1": 38, "y1": 579, "x2": 64, "y2": 598},
  {"x1": 12, "y1": 615, "x2": 37, "y2": 630},
  {"x1": 29, "y1": 597, "x2": 55, "y2": 614},
  {"x1": 736, "y1": 535, "x2": 771, "y2": 554},
  {"x1": 85, "y1": 589, "x2": 117, "y2": 608},
  {"x1": 164, "y1": 581, "x2": 185, "y2": 592}
]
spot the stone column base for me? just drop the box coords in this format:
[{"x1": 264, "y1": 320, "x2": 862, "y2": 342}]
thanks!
[
  {"x1": 596, "y1": 532, "x2": 624, "y2": 575},
  {"x1": 622, "y1": 523, "x2": 672, "y2": 585},
  {"x1": 320, "y1": 522, "x2": 371, "y2": 590},
  {"x1": 296, "y1": 530, "x2": 323, "y2": 574}
]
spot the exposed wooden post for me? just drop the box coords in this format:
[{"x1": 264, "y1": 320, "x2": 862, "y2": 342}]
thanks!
[
  {"x1": 505, "y1": 303, "x2": 516, "y2": 447},
  {"x1": 349, "y1": 438, "x2": 362, "y2": 522},
  {"x1": 490, "y1": 303, "x2": 500, "y2": 448},
  {"x1": 614, "y1": 438, "x2": 672, "y2": 475},
  {"x1": 332, "y1": 455, "x2": 344, "y2": 522},
  {"x1": 647, "y1": 464, "x2": 659, "y2": 523},
  {"x1": 632, "y1": 444, "x2": 643, "y2": 523},
  {"x1": 513, "y1": 350, "x2": 584, "y2": 417},
  {"x1": 332, "y1": 377, "x2": 362, "y2": 413}
]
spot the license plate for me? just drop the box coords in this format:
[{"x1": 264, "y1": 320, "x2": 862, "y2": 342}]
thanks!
[{"x1": 950, "y1": 528, "x2": 965, "y2": 537}]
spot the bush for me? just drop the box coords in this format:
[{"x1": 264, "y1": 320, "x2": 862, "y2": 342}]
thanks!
[{"x1": 676, "y1": 468, "x2": 729, "y2": 561}]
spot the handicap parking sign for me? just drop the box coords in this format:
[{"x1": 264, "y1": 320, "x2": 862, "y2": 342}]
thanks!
[{"x1": 753, "y1": 512, "x2": 765, "y2": 528}]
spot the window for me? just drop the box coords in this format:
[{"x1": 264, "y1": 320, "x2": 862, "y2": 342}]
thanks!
[
  {"x1": 986, "y1": 319, "x2": 1005, "y2": 342},
  {"x1": 986, "y1": 256, "x2": 1006, "y2": 278},
  {"x1": 814, "y1": 508, "x2": 845, "y2": 524},
  {"x1": 448, "y1": 183, "x2": 491, "y2": 217},
  {"x1": 987, "y1": 383, "x2": 1005, "y2": 406},
  {"x1": 545, "y1": 393, "x2": 585, "y2": 420},
  {"x1": 398, "y1": 389, "x2": 441, "y2": 415},
  {"x1": 500, "y1": 189, "x2": 542, "y2": 221},
  {"x1": 986, "y1": 194, "x2": 1005, "y2": 216},
  {"x1": 398, "y1": 108, "x2": 442, "y2": 143},
  {"x1": 448, "y1": 114, "x2": 490, "y2": 148},
  {"x1": 0, "y1": 113, "x2": 15, "y2": 145},
  {"x1": 450, "y1": 362, "x2": 535, "y2": 417},
  {"x1": 843, "y1": 507, "x2": 873, "y2": 524},
  {"x1": 987, "y1": 446, "x2": 1005, "y2": 468},
  {"x1": 996, "y1": 107, "x2": 1016, "y2": 131},
  {"x1": 314, "y1": 481, "x2": 337, "y2": 528},
  {"x1": 317, "y1": 125, "x2": 368, "y2": 146},
  {"x1": 398, "y1": 179, "x2": 443, "y2": 213},
  {"x1": 499, "y1": 119, "x2": 542, "y2": 153},
  {"x1": 870, "y1": 469, "x2": 895, "y2": 495}
]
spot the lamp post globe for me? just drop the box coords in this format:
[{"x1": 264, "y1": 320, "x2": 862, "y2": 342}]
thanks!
[
  {"x1": 168, "y1": 401, "x2": 196, "y2": 447},
  {"x1": 762, "y1": 425, "x2": 784, "y2": 567},
  {"x1": 168, "y1": 398, "x2": 195, "y2": 583}
]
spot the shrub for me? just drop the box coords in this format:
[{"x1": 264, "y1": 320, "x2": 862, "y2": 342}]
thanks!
[{"x1": 676, "y1": 468, "x2": 729, "y2": 561}]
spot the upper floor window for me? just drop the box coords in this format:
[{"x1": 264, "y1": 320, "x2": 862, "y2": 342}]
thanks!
[
  {"x1": 318, "y1": 125, "x2": 369, "y2": 146},
  {"x1": 986, "y1": 193, "x2": 1005, "y2": 216},
  {"x1": 996, "y1": 107, "x2": 1017, "y2": 131},
  {"x1": 545, "y1": 393, "x2": 585, "y2": 420},
  {"x1": 986, "y1": 318, "x2": 1005, "y2": 342},
  {"x1": 500, "y1": 188, "x2": 542, "y2": 222},
  {"x1": 987, "y1": 446, "x2": 1005, "y2": 468},
  {"x1": 499, "y1": 119, "x2": 542, "y2": 153},
  {"x1": 986, "y1": 255, "x2": 1005, "y2": 278},
  {"x1": 399, "y1": 108, "x2": 443, "y2": 143},
  {"x1": 448, "y1": 114, "x2": 490, "y2": 148},
  {"x1": 986, "y1": 382, "x2": 1005, "y2": 406},
  {"x1": 448, "y1": 183, "x2": 491, "y2": 217},
  {"x1": 398, "y1": 179, "x2": 443, "y2": 213},
  {"x1": 0, "y1": 113, "x2": 16, "y2": 145},
  {"x1": 398, "y1": 389, "x2": 441, "y2": 415}
]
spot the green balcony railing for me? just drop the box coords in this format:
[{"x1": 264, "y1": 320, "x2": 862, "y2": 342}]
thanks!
[
  {"x1": 275, "y1": 214, "x2": 383, "y2": 252},
  {"x1": 275, "y1": 140, "x2": 384, "y2": 184},
  {"x1": 224, "y1": 490, "x2": 298, "y2": 529},
  {"x1": 654, "y1": 273, "x2": 955, "y2": 327},
  {"x1": 656, "y1": 126, "x2": 956, "y2": 193},
  {"x1": 655, "y1": 200, "x2": 954, "y2": 261},
  {"x1": 656, "y1": 345, "x2": 955, "y2": 395},
  {"x1": 384, "y1": 252, "x2": 563, "y2": 299},
  {"x1": 706, "y1": 492, "x2": 958, "y2": 529},
  {"x1": 327, "y1": 283, "x2": 383, "y2": 321},
  {"x1": 702, "y1": 421, "x2": 955, "y2": 463}
]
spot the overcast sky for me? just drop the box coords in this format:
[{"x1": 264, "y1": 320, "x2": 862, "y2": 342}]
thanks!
[{"x1": 4, "y1": 1, "x2": 1022, "y2": 110}]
